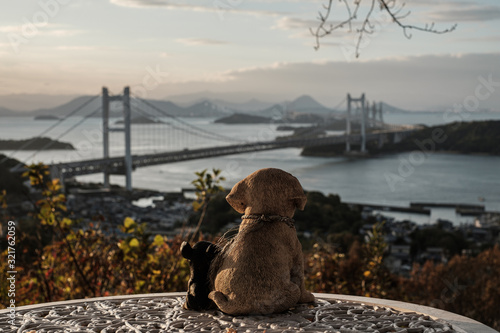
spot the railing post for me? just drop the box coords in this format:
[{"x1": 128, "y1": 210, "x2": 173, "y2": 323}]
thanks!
[
  {"x1": 123, "y1": 86, "x2": 132, "y2": 192},
  {"x1": 102, "y1": 87, "x2": 110, "y2": 188}
]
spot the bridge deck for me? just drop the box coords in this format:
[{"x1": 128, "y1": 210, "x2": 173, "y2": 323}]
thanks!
[{"x1": 49, "y1": 129, "x2": 417, "y2": 178}]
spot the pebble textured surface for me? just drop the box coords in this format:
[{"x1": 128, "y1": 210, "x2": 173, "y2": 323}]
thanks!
[{"x1": 0, "y1": 296, "x2": 458, "y2": 333}]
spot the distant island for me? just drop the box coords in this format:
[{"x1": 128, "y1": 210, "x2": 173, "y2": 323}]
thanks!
[
  {"x1": 0, "y1": 137, "x2": 75, "y2": 150},
  {"x1": 34, "y1": 115, "x2": 60, "y2": 121},
  {"x1": 115, "y1": 115, "x2": 165, "y2": 125},
  {"x1": 277, "y1": 120, "x2": 361, "y2": 132},
  {"x1": 215, "y1": 113, "x2": 273, "y2": 124},
  {"x1": 215, "y1": 112, "x2": 331, "y2": 125},
  {"x1": 301, "y1": 120, "x2": 500, "y2": 156}
]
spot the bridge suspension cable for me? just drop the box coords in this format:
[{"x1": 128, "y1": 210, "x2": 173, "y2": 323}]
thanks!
[
  {"x1": 0, "y1": 94, "x2": 100, "y2": 165},
  {"x1": 132, "y1": 96, "x2": 246, "y2": 143},
  {"x1": 332, "y1": 97, "x2": 346, "y2": 112},
  {"x1": 130, "y1": 103, "x2": 240, "y2": 145},
  {"x1": 18, "y1": 106, "x2": 102, "y2": 166}
]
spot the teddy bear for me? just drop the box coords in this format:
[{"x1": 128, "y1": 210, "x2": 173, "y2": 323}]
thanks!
[
  {"x1": 180, "y1": 240, "x2": 219, "y2": 311},
  {"x1": 208, "y1": 168, "x2": 315, "y2": 315}
]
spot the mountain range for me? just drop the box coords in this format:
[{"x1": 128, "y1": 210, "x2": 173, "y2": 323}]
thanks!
[
  {"x1": 0, "y1": 93, "x2": 80, "y2": 111},
  {"x1": 0, "y1": 93, "x2": 411, "y2": 119},
  {"x1": 0, "y1": 96, "x2": 231, "y2": 118}
]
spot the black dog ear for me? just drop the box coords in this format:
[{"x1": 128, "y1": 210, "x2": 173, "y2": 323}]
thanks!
[
  {"x1": 180, "y1": 241, "x2": 193, "y2": 259},
  {"x1": 206, "y1": 244, "x2": 219, "y2": 259}
]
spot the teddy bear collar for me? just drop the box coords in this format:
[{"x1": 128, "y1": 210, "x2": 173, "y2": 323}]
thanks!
[{"x1": 241, "y1": 214, "x2": 295, "y2": 228}]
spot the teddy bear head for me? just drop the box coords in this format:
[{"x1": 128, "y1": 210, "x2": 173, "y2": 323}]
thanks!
[{"x1": 226, "y1": 168, "x2": 307, "y2": 218}]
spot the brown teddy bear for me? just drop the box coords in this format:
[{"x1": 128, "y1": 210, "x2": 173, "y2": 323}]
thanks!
[{"x1": 209, "y1": 168, "x2": 315, "y2": 315}]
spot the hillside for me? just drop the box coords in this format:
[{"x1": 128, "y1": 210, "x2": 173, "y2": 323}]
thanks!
[
  {"x1": 379, "y1": 120, "x2": 500, "y2": 155},
  {"x1": 0, "y1": 106, "x2": 20, "y2": 117},
  {"x1": 1, "y1": 93, "x2": 416, "y2": 119},
  {"x1": 2, "y1": 96, "x2": 227, "y2": 118},
  {"x1": 0, "y1": 93, "x2": 79, "y2": 111},
  {"x1": 214, "y1": 113, "x2": 272, "y2": 124},
  {"x1": 302, "y1": 120, "x2": 500, "y2": 156},
  {"x1": 380, "y1": 102, "x2": 411, "y2": 114},
  {"x1": 115, "y1": 115, "x2": 164, "y2": 125},
  {"x1": 214, "y1": 98, "x2": 275, "y2": 112},
  {"x1": 32, "y1": 95, "x2": 100, "y2": 118},
  {"x1": 285, "y1": 95, "x2": 335, "y2": 114},
  {"x1": 0, "y1": 137, "x2": 75, "y2": 150},
  {"x1": 0, "y1": 154, "x2": 28, "y2": 203},
  {"x1": 184, "y1": 100, "x2": 228, "y2": 117}
]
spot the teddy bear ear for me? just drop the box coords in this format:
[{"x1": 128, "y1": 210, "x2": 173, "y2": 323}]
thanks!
[
  {"x1": 226, "y1": 180, "x2": 247, "y2": 214},
  {"x1": 292, "y1": 195, "x2": 307, "y2": 211},
  {"x1": 206, "y1": 244, "x2": 219, "y2": 259},
  {"x1": 180, "y1": 241, "x2": 193, "y2": 259}
]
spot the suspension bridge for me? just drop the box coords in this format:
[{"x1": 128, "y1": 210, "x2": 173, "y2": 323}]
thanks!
[{"x1": 4, "y1": 87, "x2": 420, "y2": 191}]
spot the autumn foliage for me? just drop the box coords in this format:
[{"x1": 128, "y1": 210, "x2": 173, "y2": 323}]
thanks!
[
  {"x1": 398, "y1": 246, "x2": 500, "y2": 330},
  {"x1": 0, "y1": 164, "x2": 498, "y2": 330},
  {"x1": 0, "y1": 164, "x2": 190, "y2": 305}
]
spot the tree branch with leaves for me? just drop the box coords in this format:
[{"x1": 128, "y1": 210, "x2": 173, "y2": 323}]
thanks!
[{"x1": 23, "y1": 163, "x2": 96, "y2": 297}]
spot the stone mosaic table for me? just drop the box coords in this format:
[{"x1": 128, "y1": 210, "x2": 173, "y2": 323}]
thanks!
[{"x1": 0, "y1": 293, "x2": 497, "y2": 333}]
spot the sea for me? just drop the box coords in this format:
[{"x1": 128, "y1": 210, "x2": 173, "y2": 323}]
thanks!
[{"x1": 1, "y1": 110, "x2": 500, "y2": 225}]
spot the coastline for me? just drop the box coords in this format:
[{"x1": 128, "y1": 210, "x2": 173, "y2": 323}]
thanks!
[
  {"x1": 301, "y1": 120, "x2": 500, "y2": 157},
  {"x1": 0, "y1": 137, "x2": 75, "y2": 150},
  {"x1": 67, "y1": 180, "x2": 500, "y2": 227}
]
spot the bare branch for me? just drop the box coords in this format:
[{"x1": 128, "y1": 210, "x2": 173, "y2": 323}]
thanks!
[
  {"x1": 355, "y1": 0, "x2": 377, "y2": 58},
  {"x1": 310, "y1": 0, "x2": 361, "y2": 51},
  {"x1": 311, "y1": 0, "x2": 457, "y2": 57},
  {"x1": 378, "y1": 0, "x2": 457, "y2": 39}
]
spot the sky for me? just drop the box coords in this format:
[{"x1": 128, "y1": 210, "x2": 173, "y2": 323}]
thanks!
[{"x1": 0, "y1": 0, "x2": 499, "y2": 111}]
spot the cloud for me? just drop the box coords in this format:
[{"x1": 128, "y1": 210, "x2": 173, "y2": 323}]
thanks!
[
  {"x1": 272, "y1": 17, "x2": 317, "y2": 31},
  {"x1": 0, "y1": 23, "x2": 83, "y2": 37},
  {"x1": 109, "y1": 0, "x2": 282, "y2": 16},
  {"x1": 45, "y1": 29, "x2": 84, "y2": 37},
  {"x1": 109, "y1": 0, "x2": 213, "y2": 11},
  {"x1": 428, "y1": 5, "x2": 500, "y2": 22},
  {"x1": 175, "y1": 38, "x2": 230, "y2": 46},
  {"x1": 55, "y1": 45, "x2": 96, "y2": 51},
  {"x1": 271, "y1": 17, "x2": 318, "y2": 40},
  {"x1": 457, "y1": 35, "x2": 500, "y2": 43},
  {"x1": 154, "y1": 53, "x2": 500, "y2": 111},
  {"x1": 0, "y1": 25, "x2": 21, "y2": 33}
]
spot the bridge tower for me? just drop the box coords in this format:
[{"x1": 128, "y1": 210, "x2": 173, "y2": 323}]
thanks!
[
  {"x1": 102, "y1": 86, "x2": 133, "y2": 191},
  {"x1": 378, "y1": 101, "x2": 384, "y2": 123},
  {"x1": 369, "y1": 101, "x2": 384, "y2": 128},
  {"x1": 346, "y1": 93, "x2": 367, "y2": 153},
  {"x1": 371, "y1": 101, "x2": 377, "y2": 127}
]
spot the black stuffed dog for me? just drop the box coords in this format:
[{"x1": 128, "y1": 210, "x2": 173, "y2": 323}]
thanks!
[{"x1": 180, "y1": 241, "x2": 219, "y2": 311}]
